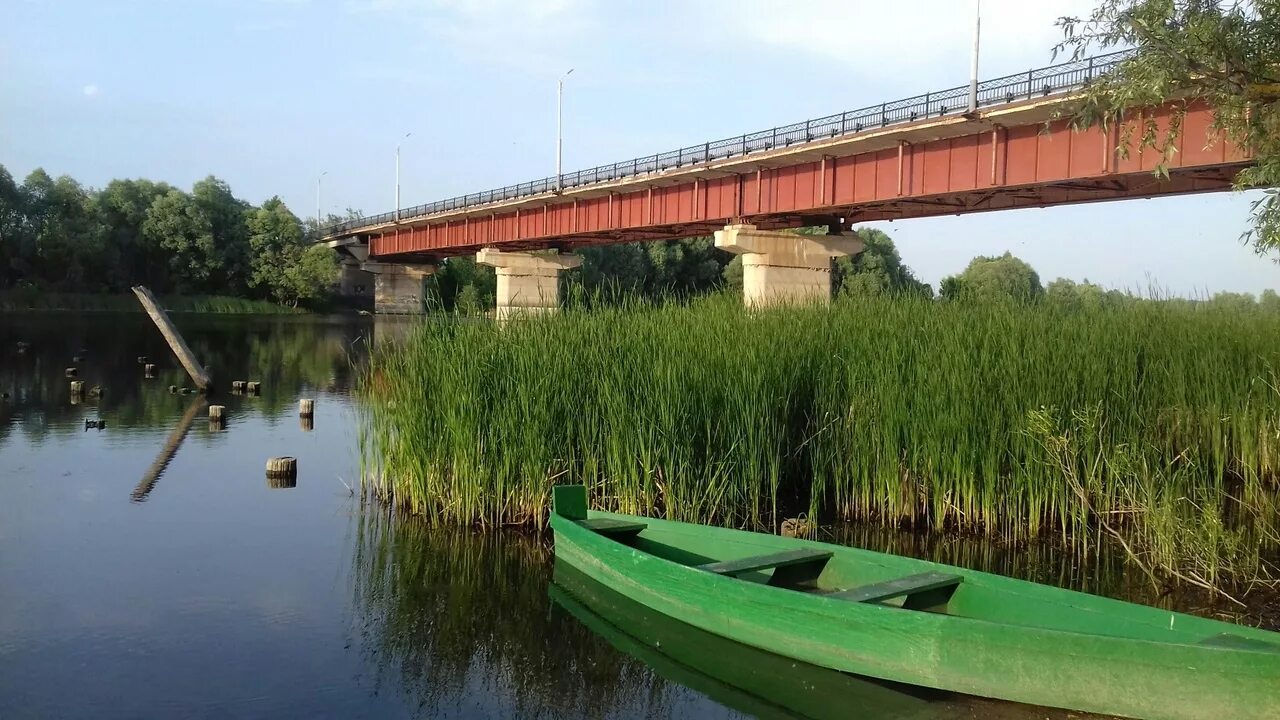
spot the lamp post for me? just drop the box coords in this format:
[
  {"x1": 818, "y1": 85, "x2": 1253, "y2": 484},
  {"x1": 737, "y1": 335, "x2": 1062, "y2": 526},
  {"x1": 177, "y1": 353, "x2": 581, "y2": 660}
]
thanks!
[
  {"x1": 557, "y1": 68, "x2": 574, "y2": 190},
  {"x1": 968, "y1": 0, "x2": 981, "y2": 114},
  {"x1": 316, "y1": 171, "x2": 327, "y2": 230},
  {"x1": 395, "y1": 131, "x2": 412, "y2": 222}
]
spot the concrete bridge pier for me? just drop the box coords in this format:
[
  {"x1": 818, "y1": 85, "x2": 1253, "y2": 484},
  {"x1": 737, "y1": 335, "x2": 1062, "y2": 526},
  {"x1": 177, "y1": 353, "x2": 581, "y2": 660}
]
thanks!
[
  {"x1": 362, "y1": 262, "x2": 435, "y2": 314},
  {"x1": 476, "y1": 248, "x2": 582, "y2": 320},
  {"x1": 714, "y1": 224, "x2": 864, "y2": 307}
]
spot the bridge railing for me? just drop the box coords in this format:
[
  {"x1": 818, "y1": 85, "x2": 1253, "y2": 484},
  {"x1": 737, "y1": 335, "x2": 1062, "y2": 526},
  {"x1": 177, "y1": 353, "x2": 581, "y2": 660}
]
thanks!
[{"x1": 324, "y1": 51, "x2": 1132, "y2": 238}]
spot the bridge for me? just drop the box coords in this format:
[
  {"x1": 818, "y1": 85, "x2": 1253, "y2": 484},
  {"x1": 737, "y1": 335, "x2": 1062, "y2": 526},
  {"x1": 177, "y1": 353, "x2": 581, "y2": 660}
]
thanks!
[{"x1": 323, "y1": 51, "x2": 1249, "y2": 315}]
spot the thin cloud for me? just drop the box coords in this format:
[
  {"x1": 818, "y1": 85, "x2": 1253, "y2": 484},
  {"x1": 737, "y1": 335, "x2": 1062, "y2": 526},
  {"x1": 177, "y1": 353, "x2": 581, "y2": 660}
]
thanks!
[{"x1": 82, "y1": 84, "x2": 100, "y2": 98}]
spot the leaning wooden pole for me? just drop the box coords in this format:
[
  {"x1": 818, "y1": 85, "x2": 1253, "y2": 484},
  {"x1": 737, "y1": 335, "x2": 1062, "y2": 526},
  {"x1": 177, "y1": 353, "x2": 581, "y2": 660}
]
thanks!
[{"x1": 131, "y1": 286, "x2": 211, "y2": 390}]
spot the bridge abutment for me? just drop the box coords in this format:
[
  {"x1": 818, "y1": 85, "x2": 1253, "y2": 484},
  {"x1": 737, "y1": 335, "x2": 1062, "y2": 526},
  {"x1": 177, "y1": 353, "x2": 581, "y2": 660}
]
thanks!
[
  {"x1": 362, "y1": 262, "x2": 435, "y2": 314},
  {"x1": 476, "y1": 248, "x2": 582, "y2": 320},
  {"x1": 714, "y1": 224, "x2": 864, "y2": 307}
]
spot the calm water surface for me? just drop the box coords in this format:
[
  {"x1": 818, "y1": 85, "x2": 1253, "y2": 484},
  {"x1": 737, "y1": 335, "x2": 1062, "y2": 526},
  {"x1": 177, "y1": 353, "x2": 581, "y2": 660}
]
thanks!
[{"x1": 0, "y1": 313, "x2": 1153, "y2": 719}]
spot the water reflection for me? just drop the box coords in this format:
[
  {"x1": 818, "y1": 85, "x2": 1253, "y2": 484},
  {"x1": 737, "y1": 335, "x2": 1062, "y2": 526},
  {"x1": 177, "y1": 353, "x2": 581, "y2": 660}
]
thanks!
[{"x1": 351, "y1": 504, "x2": 713, "y2": 718}]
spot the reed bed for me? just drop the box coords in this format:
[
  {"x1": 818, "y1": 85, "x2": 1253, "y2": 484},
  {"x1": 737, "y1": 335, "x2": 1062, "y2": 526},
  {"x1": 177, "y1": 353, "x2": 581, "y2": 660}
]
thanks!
[{"x1": 358, "y1": 294, "x2": 1280, "y2": 556}]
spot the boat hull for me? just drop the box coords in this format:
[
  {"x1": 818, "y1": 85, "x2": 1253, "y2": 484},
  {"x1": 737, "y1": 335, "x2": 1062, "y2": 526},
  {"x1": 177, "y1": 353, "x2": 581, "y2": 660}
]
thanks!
[{"x1": 551, "y1": 509, "x2": 1280, "y2": 720}]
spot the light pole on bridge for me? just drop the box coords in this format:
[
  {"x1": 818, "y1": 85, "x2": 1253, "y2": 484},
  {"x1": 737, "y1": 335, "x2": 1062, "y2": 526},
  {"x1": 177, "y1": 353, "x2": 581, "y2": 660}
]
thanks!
[
  {"x1": 316, "y1": 170, "x2": 327, "y2": 230},
  {"x1": 395, "y1": 131, "x2": 412, "y2": 223},
  {"x1": 557, "y1": 68, "x2": 574, "y2": 191},
  {"x1": 968, "y1": 0, "x2": 982, "y2": 114}
]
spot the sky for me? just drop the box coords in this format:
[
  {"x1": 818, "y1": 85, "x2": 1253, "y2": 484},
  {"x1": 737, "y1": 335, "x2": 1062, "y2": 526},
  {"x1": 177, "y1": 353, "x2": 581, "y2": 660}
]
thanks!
[{"x1": 2, "y1": 0, "x2": 1275, "y2": 296}]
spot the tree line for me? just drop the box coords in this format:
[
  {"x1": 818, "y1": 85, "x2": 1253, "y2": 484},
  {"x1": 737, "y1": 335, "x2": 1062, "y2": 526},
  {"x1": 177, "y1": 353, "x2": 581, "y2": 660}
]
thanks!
[{"x1": 0, "y1": 164, "x2": 340, "y2": 307}]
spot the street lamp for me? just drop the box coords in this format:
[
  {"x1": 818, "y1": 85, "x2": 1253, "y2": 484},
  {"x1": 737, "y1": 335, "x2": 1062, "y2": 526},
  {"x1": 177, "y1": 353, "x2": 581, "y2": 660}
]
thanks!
[
  {"x1": 316, "y1": 170, "x2": 328, "y2": 229},
  {"x1": 968, "y1": 0, "x2": 981, "y2": 114},
  {"x1": 395, "y1": 131, "x2": 412, "y2": 222},
  {"x1": 557, "y1": 68, "x2": 574, "y2": 190}
]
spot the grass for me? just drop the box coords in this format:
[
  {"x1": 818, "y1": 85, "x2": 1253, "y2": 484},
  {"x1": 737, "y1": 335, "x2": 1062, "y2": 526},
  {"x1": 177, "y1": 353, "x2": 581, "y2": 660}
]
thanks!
[
  {"x1": 357, "y1": 294, "x2": 1280, "y2": 586},
  {"x1": 0, "y1": 291, "x2": 301, "y2": 314}
]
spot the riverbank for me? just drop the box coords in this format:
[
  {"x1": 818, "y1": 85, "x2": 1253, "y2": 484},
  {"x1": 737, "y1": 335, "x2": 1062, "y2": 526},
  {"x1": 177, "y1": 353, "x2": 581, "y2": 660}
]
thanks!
[
  {"x1": 0, "y1": 291, "x2": 304, "y2": 314},
  {"x1": 359, "y1": 294, "x2": 1280, "y2": 591}
]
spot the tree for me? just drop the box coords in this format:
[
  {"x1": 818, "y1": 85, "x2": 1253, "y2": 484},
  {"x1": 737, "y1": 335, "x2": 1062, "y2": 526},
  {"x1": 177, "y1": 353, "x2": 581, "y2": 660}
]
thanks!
[
  {"x1": 20, "y1": 170, "x2": 107, "y2": 290},
  {"x1": 192, "y1": 176, "x2": 251, "y2": 294},
  {"x1": 1057, "y1": 2, "x2": 1280, "y2": 253},
  {"x1": 833, "y1": 228, "x2": 932, "y2": 297},
  {"x1": 0, "y1": 165, "x2": 26, "y2": 288},
  {"x1": 430, "y1": 256, "x2": 496, "y2": 313},
  {"x1": 247, "y1": 197, "x2": 337, "y2": 307},
  {"x1": 941, "y1": 252, "x2": 1043, "y2": 302},
  {"x1": 98, "y1": 178, "x2": 172, "y2": 289},
  {"x1": 247, "y1": 197, "x2": 304, "y2": 302},
  {"x1": 281, "y1": 245, "x2": 339, "y2": 307},
  {"x1": 142, "y1": 189, "x2": 220, "y2": 294},
  {"x1": 1045, "y1": 277, "x2": 1129, "y2": 309},
  {"x1": 1262, "y1": 288, "x2": 1280, "y2": 312}
]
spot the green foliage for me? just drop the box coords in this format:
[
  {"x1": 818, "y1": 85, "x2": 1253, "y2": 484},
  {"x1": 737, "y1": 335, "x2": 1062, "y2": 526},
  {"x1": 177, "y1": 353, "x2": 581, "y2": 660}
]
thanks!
[
  {"x1": 0, "y1": 163, "x2": 337, "y2": 309},
  {"x1": 1057, "y1": 1, "x2": 1280, "y2": 253},
  {"x1": 358, "y1": 295, "x2": 1280, "y2": 563},
  {"x1": 1045, "y1": 278, "x2": 1129, "y2": 309},
  {"x1": 940, "y1": 251, "x2": 1043, "y2": 302},
  {"x1": 246, "y1": 196, "x2": 336, "y2": 306},
  {"x1": 833, "y1": 228, "x2": 933, "y2": 297},
  {"x1": 429, "y1": 256, "x2": 497, "y2": 313},
  {"x1": 143, "y1": 189, "x2": 220, "y2": 293}
]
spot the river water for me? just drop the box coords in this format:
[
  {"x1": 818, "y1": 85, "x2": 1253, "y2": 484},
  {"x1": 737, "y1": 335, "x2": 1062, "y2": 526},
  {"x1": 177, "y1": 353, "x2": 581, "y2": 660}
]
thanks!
[{"x1": 0, "y1": 312, "x2": 1246, "y2": 719}]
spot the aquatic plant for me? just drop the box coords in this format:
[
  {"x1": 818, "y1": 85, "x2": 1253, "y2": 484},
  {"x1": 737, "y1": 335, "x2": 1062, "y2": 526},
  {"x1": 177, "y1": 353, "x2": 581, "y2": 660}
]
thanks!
[{"x1": 358, "y1": 294, "x2": 1280, "y2": 563}]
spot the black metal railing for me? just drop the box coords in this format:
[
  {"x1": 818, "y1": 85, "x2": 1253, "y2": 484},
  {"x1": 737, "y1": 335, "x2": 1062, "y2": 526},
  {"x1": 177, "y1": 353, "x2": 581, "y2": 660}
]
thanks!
[{"x1": 322, "y1": 50, "x2": 1131, "y2": 238}]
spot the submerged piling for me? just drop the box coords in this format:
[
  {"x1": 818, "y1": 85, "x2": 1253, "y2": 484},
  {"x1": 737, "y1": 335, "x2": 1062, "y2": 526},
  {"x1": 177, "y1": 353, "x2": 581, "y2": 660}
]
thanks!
[
  {"x1": 299, "y1": 399, "x2": 314, "y2": 416},
  {"x1": 209, "y1": 405, "x2": 225, "y2": 422},
  {"x1": 266, "y1": 457, "x2": 297, "y2": 489}
]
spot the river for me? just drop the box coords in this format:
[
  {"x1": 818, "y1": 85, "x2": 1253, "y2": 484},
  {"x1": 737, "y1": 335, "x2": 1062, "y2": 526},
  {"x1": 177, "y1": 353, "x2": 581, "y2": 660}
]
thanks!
[{"x1": 0, "y1": 312, "x2": 1251, "y2": 719}]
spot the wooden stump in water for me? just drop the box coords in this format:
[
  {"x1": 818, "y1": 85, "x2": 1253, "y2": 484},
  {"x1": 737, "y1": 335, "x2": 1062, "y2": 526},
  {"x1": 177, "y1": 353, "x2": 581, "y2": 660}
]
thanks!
[
  {"x1": 780, "y1": 517, "x2": 816, "y2": 539},
  {"x1": 144, "y1": 363, "x2": 156, "y2": 378},
  {"x1": 246, "y1": 381, "x2": 261, "y2": 395},
  {"x1": 65, "y1": 367, "x2": 77, "y2": 378},
  {"x1": 168, "y1": 385, "x2": 178, "y2": 394},
  {"x1": 72, "y1": 354, "x2": 84, "y2": 363},
  {"x1": 87, "y1": 385, "x2": 103, "y2": 398},
  {"x1": 209, "y1": 405, "x2": 225, "y2": 421},
  {"x1": 70, "y1": 380, "x2": 85, "y2": 396},
  {"x1": 231, "y1": 381, "x2": 245, "y2": 393},
  {"x1": 266, "y1": 457, "x2": 297, "y2": 488},
  {"x1": 137, "y1": 355, "x2": 148, "y2": 364},
  {"x1": 299, "y1": 399, "x2": 314, "y2": 416}
]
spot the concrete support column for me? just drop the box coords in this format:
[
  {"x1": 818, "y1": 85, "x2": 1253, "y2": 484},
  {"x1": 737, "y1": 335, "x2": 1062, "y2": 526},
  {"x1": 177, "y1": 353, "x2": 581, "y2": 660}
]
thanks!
[
  {"x1": 714, "y1": 224, "x2": 864, "y2": 307},
  {"x1": 476, "y1": 248, "x2": 582, "y2": 320},
  {"x1": 361, "y1": 262, "x2": 435, "y2": 315},
  {"x1": 338, "y1": 258, "x2": 373, "y2": 298}
]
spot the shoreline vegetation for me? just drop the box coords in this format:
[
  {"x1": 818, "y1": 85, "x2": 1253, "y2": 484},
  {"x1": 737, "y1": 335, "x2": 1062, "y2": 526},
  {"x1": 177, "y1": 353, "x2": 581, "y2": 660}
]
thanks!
[
  {"x1": 0, "y1": 291, "x2": 303, "y2": 314},
  {"x1": 359, "y1": 294, "x2": 1280, "y2": 597}
]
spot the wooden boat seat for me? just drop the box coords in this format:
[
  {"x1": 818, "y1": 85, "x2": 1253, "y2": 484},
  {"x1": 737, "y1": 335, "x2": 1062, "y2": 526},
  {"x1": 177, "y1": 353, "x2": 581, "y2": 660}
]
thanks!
[
  {"x1": 830, "y1": 571, "x2": 963, "y2": 611},
  {"x1": 697, "y1": 549, "x2": 833, "y2": 587},
  {"x1": 577, "y1": 518, "x2": 647, "y2": 538}
]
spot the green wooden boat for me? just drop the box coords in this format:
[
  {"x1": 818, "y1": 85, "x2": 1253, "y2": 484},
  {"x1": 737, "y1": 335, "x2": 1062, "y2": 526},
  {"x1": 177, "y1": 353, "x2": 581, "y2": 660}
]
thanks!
[
  {"x1": 551, "y1": 563, "x2": 935, "y2": 720},
  {"x1": 551, "y1": 485, "x2": 1280, "y2": 720}
]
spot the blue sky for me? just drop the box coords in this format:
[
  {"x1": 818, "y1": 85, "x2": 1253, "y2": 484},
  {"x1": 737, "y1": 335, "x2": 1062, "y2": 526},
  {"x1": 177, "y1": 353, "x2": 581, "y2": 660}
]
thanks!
[{"x1": 2, "y1": 0, "x2": 1275, "y2": 295}]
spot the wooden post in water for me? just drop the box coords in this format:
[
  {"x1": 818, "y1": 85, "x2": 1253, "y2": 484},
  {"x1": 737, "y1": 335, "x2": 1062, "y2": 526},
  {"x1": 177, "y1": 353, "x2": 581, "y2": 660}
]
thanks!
[{"x1": 131, "y1": 286, "x2": 211, "y2": 391}]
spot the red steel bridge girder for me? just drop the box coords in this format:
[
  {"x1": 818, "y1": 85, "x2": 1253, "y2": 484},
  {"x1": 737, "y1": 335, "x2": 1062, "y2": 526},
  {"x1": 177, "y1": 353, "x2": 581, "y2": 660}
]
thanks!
[{"x1": 369, "y1": 101, "x2": 1248, "y2": 261}]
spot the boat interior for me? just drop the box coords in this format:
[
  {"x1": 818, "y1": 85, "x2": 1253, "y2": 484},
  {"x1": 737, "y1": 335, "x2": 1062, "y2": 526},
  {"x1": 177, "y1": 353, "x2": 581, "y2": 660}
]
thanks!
[{"x1": 572, "y1": 514, "x2": 1280, "y2": 653}]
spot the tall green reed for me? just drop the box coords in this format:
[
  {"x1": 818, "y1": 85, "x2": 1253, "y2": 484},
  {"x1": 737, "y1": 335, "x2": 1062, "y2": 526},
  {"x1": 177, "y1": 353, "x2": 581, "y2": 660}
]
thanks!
[{"x1": 358, "y1": 294, "x2": 1280, "y2": 555}]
